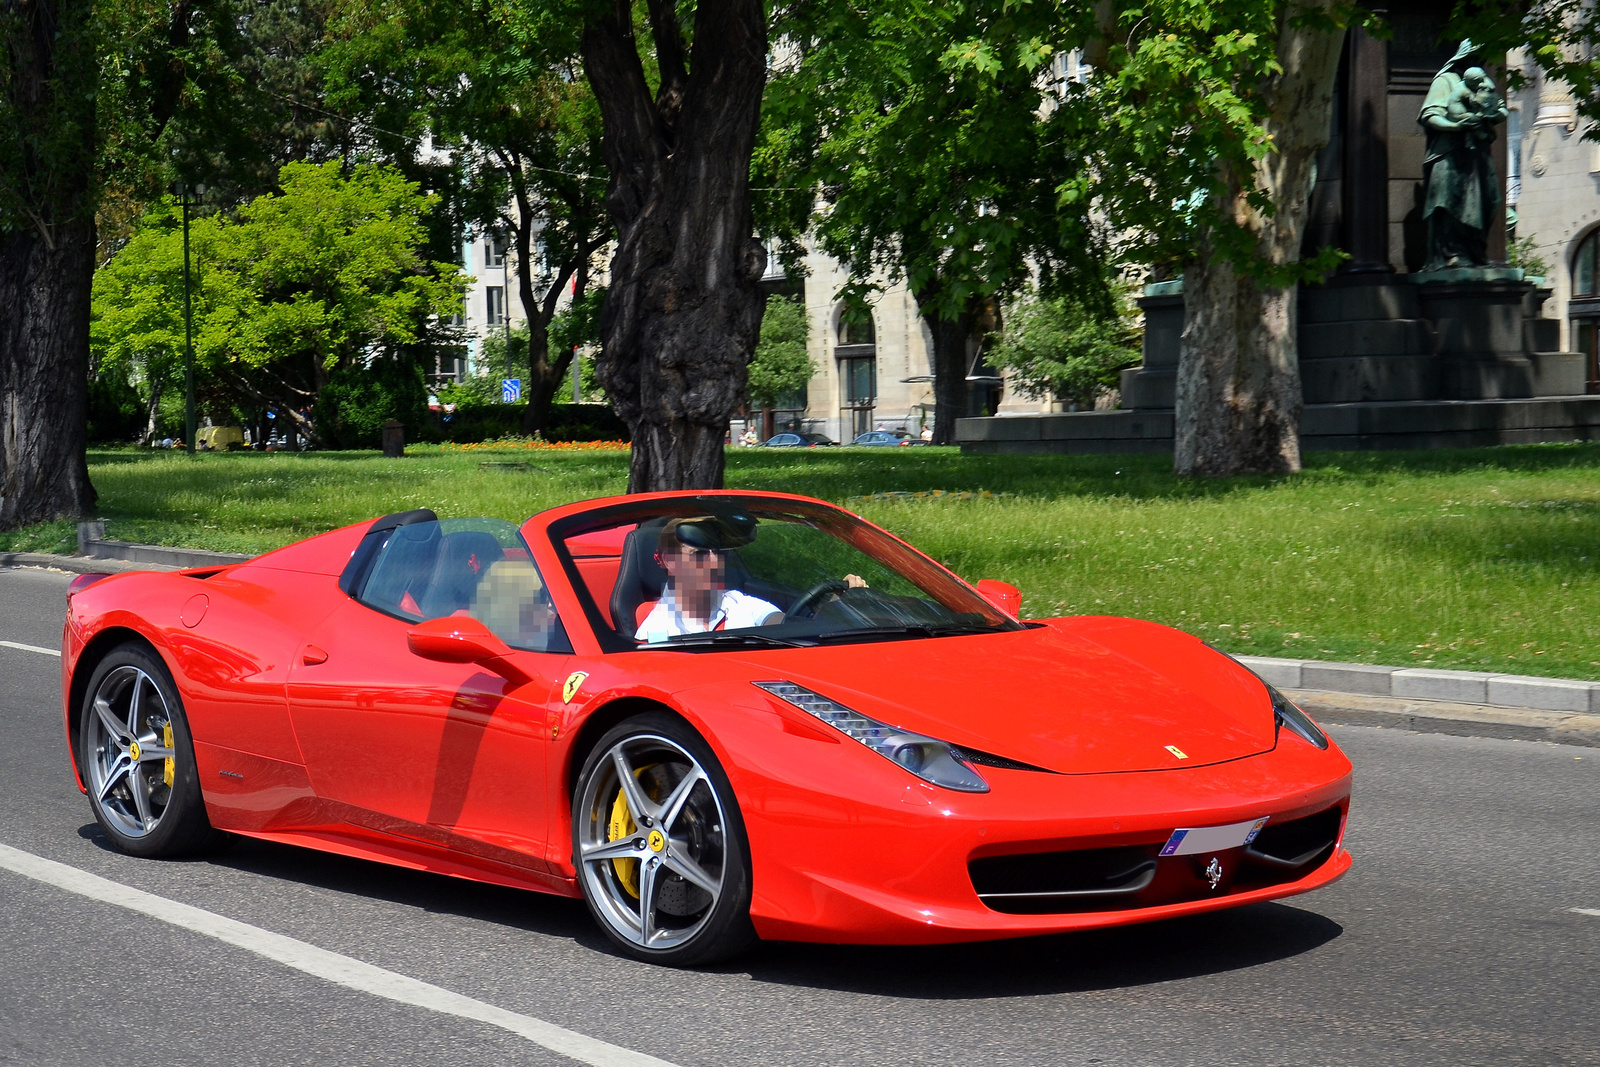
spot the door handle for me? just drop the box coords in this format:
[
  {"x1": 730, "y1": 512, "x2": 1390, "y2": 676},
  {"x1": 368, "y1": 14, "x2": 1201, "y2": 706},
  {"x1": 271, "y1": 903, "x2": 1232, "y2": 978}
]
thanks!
[{"x1": 301, "y1": 645, "x2": 329, "y2": 666}]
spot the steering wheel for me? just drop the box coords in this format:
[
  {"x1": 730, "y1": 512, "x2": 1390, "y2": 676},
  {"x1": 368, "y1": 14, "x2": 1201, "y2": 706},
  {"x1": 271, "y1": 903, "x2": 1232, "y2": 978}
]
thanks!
[{"x1": 784, "y1": 579, "x2": 850, "y2": 621}]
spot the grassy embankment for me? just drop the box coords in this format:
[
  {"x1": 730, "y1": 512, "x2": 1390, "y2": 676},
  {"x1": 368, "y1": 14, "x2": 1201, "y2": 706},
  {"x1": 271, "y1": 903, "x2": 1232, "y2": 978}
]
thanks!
[{"x1": 4, "y1": 442, "x2": 1599, "y2": 680}]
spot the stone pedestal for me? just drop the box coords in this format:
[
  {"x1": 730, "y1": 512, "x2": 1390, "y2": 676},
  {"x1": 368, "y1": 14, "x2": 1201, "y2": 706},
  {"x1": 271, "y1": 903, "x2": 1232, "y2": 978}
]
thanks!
[{"x1": 1120, "y1": 282, "x2": 1182, "y2": 409}]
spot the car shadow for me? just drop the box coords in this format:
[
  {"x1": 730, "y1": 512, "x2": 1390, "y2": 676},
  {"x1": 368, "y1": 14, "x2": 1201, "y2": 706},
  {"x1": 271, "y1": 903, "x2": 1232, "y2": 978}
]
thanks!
[
  {"x1": 738, "y1": 902, "x2": 1342, "y2": 998},
  {"x1": 78, "y1": 823, "x2": 1340, "y2": 995}
]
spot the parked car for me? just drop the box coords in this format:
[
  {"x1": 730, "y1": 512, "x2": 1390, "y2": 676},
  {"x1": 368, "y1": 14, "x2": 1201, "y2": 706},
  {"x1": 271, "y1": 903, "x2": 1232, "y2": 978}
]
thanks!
[
  {"x1": 851, "y1": 430, "x2": 922, "y2": 447},
  {"x1": 61, "y1": 490, "x2": 1352, "y2": 967},
  {"x1": 762, "y1": 432, "x2": 837, "y2": 448}
]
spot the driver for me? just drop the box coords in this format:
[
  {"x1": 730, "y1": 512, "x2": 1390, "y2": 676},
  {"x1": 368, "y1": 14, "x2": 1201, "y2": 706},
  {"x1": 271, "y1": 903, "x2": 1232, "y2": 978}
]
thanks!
[{"x1": 634, "y1": 518, "x2": 783, "y2": 642}]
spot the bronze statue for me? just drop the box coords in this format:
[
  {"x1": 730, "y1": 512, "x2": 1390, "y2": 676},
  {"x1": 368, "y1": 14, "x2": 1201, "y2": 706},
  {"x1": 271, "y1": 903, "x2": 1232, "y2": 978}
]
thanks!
[{"x1": 1418, "y1": 40, "x2": 1508, "y2": 270}]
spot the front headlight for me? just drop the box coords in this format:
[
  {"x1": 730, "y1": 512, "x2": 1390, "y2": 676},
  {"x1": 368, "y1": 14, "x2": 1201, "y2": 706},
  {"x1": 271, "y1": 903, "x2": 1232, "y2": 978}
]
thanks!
[
  {"x1": 1267, "y1": 682, "x2": 1329, "y2": 749},
  {"x1": 753, "y1": 681, "x2": 990, "y2": 792}
]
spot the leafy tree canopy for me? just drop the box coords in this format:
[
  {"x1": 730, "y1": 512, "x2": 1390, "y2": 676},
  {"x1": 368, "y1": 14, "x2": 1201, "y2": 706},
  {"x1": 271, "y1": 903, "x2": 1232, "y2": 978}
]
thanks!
[
  {"x1": 747, "y1": 294, "x2": 813, "y2": 410},
  {"x1": 989, "y1": 290, "x2": 1139, "y2": 409},
  {"x1": 91, "y1": 160, "x2": 464, "y2": 443}
]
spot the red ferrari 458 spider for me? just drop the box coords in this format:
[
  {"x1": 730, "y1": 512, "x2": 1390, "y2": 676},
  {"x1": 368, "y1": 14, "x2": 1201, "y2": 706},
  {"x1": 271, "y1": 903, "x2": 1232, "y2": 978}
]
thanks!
[{"x1": 61, "y1": 490, "x2": 1352, "y2": 965}]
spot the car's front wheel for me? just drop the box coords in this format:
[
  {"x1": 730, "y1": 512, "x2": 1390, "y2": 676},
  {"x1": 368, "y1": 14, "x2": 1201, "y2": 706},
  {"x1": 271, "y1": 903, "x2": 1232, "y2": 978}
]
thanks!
[
  {"x1": 572, "y1": 713, "x2": 755, "y2": 966},
  {"x1": 79, "y1": 643, "x2": 225, "y2": 857}
]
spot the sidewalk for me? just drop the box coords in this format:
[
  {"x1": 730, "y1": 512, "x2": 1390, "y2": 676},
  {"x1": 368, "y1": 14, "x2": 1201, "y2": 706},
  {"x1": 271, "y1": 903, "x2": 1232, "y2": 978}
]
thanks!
[{"x1": 2, "y1": 548, "x2": 1597, "y2": 748}]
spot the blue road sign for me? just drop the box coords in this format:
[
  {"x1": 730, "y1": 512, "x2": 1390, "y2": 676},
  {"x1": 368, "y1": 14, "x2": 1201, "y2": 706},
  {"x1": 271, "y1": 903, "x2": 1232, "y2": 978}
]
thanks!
[{"x1": 501, "y1": 378, "x2": 522, "y2": 403}]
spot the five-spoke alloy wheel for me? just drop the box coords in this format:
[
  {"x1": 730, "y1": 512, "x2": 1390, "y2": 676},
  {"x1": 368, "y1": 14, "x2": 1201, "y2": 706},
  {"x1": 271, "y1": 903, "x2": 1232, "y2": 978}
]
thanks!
[
  {"x1": 573, "y1": 713, "x2": 754, "y2": 965},
  {"x1": 80, "y1": 643, "x2": 222, "y2": 857}
]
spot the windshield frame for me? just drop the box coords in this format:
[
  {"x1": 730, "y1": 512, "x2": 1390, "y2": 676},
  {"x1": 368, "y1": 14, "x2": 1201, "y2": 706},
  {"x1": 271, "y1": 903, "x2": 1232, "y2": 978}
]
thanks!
[{"x1": 544, "y1": 494, "x2": 1021, "y2": 653}]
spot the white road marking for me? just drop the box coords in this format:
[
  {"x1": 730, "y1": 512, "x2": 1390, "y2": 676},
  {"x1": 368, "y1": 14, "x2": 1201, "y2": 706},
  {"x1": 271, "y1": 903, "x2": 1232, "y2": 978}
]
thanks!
[
  {"x1": 0, "y1": 842, "x2": 679, "y2": 1067},
  {"x1": 0, "y1": 639, "x2": 59, "y2": 657},
  {"x1": 1570, "y1": 908, "x2": 1600, "y2": 918}
]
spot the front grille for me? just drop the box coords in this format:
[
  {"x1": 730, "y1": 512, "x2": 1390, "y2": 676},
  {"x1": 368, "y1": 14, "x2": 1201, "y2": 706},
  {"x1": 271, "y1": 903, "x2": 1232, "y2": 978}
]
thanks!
[
  {"x1": 970, "y1": 805, "x2": 1344, "y2": 915},
  {"x1": 970, "y1": 846, "x2": 1158, "y2": 914}
]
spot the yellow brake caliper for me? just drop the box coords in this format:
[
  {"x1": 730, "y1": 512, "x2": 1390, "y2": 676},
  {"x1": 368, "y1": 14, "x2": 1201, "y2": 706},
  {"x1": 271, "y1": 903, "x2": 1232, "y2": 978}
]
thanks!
[
  {"x1": 162, "y1": 723, "x2": 175, "y2": 788},
  {"x1": 606, "y1": 764, "x2": 657, "y2": 899}
]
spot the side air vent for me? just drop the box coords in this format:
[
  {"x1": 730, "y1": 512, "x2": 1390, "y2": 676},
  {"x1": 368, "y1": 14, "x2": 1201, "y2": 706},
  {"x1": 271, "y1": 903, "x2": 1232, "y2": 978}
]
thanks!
[{"x1": 1244, "y1": 806, "x2": 1343, "y2": 870}]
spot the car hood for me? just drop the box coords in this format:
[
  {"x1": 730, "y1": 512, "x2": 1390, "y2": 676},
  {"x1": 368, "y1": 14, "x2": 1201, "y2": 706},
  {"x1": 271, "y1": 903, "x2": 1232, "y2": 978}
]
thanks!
[{"x1": 726, "y1": 618, "x2": 1276, "y2": 774}]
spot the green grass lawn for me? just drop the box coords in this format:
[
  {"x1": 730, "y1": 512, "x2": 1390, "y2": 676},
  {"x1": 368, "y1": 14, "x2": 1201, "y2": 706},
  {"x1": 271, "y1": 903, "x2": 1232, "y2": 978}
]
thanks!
[{"x1": 6, "y1": 442, "x2": 1600, "y2": 680}]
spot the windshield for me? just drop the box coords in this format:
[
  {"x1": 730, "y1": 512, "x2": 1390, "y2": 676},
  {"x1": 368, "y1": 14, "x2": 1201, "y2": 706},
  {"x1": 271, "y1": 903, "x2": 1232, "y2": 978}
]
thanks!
[{"x1": 548, "y1": 496, "x2": 1019, "y2": 651}]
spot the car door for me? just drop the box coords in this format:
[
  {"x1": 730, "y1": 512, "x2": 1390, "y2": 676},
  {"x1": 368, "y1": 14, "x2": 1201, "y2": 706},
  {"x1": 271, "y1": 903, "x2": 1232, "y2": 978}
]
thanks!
[{"x1": 287, "y1": 517, "x2": 573, "y2": 872}]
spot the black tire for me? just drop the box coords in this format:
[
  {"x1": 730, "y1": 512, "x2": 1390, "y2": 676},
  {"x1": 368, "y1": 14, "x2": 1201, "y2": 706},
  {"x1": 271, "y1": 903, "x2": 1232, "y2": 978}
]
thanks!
[
  {"x1": 572, "y1": 712, "x2": 756, "y2": 966},
  {"x1": 78, "y1": 642, "x2": 226, "y2": 858}
]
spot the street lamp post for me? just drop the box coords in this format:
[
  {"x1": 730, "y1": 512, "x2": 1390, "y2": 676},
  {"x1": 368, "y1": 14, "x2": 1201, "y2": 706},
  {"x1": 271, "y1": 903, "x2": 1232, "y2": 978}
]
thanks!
[{"x1": 176, "y1": 181, "x2": 206, "y2": 455}]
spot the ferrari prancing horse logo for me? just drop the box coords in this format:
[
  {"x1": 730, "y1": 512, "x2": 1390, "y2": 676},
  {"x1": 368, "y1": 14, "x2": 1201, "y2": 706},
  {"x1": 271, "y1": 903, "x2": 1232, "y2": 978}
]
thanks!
[
  {"x1": 562, "y1": 671, "x2": 589, "y2": 703},
  {"x1": 1204, "y1": 857, "x2": 1224, "y2": 890},
  {"x1": 1165, "y1": 745, "x2": 1188, "y2": 760},
  {"x1": 647, "y1": 829, "x2": 666, "y2": 853}
]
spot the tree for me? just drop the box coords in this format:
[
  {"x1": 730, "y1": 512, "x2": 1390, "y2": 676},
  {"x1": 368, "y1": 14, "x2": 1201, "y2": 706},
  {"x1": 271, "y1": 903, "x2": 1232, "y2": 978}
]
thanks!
[
  {"x1": 1, "y1": 0, "x2": 99, "y2": 524},
  {"x1": 746, "y1": 293, "x2": 813, "y2": 438},
  {"x1": 322, "y1": 0, "x2": 610, "y2": 438},
  {"x1": 1082, "y1": 1, "x2": 1356, "y2": 476},
  {"x1": 90, "y1": 162, "x2": 466, "y2": 447},
  {"x1": 989, "y1": 291, "x2": 1139, "y2": 410},
  {"x1": 3, "y1": 0, "x2": 244, "y2": 526},
  {"x1": 767, "y1": 0, "x2": 1103, "y2": 444},
  {"x1": 581, "y1": 0, "x2": 769, "y2": 491}
]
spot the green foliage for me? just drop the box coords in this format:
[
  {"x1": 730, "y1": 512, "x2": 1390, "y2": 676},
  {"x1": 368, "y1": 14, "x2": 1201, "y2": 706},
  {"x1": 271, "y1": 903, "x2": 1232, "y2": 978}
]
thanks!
[
  {"x1": 1507, "y1": 234, "x2": 1550, "y2": 279},
  {"x1": 747, "y1": 295, "x2": 814, "y2": 410},
  {"x1": 91, "y1": 161, "x2": 465, "y2": 443},
  {"x1": 990, "y1": 292, "x2": 1140, "y2": 408},
  {"x1": 314, "y1": 356, "x2": 429, "y2": 449},
  {"x1": 768, "y1": 0, "x2": 1105, "y2": 323},
  {"x1": 86, "y1": 367, "x2": 143, "y2": 443},
  {"x1": 1083, "y1": 1, "x2": 1365, "y2": 284}
]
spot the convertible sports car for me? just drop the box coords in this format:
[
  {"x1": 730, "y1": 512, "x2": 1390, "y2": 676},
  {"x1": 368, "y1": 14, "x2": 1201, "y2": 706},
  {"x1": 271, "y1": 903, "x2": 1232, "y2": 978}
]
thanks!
[{"x1": 61, "y1": 490, "x2": 1352, "y2": 966}]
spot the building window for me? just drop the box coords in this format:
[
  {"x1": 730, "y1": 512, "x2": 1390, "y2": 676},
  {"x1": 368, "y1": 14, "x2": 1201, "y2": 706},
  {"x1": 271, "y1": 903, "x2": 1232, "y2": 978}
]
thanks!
[
  {"x1": 1573, "y1": 231, "x2": 1600, "y2": 393},
  {"x1": 486, "y1": 286, "x2": 506, "y2": 326},
  {"x1": 833, "y1": 306, "x2": 876, "y2": 437},
  {"x1": 484, "y1": 231, "x2": 506, "y2": 268}
]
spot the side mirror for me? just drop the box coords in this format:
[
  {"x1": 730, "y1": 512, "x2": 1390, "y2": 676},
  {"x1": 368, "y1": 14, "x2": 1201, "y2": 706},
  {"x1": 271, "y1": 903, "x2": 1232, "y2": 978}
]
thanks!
[
  {"x1": 975, "y1": 579, "x2": 1021, "y2": 619},
  {"x1": 407, "y1": 616, "x2": 512, "y2": 663}
]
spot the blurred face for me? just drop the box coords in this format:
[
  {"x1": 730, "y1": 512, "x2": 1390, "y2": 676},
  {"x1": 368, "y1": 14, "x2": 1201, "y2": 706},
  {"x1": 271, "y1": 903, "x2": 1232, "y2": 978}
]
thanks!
[{"x1": 661, "y1": 543, "x2": 727, "y2": 615}]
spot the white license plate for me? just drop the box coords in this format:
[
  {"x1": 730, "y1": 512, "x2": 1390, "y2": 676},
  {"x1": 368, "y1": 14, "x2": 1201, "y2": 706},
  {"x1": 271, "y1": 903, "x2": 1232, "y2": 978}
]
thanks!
[{"x1": 1160, "y1": 818, "x2": 1269, "y2": 857}]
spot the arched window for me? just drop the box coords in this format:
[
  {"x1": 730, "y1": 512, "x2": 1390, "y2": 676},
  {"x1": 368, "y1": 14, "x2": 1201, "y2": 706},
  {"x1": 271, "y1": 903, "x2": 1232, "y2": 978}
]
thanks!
[
  {"x1": 833, "y1": 306, "x2": 877, "y2": 437},
  {"x1": 1573, "y1": 231, "x2": 1600, "y2": 393}
]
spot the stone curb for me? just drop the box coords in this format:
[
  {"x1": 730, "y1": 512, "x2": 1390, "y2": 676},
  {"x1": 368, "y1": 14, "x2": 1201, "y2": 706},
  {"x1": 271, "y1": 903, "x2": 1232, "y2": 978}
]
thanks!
[
  {"x1": 1287, "y1": 688, "x2": 1600, "y2": 750},
  {"x1": 1237, "y1": 654, "x2": 1600, "y2": 716},
  {"x1": 0, "y1": 551, "x2": 178, "y2": 574}
]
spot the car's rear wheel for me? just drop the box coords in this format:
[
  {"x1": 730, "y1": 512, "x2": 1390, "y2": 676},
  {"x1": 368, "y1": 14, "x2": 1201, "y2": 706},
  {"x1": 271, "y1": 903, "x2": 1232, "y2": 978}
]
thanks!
[
  {"x1": 572, "y1": 713, "x2": 755, "y2": 966},
  {"x1": 79, "y1": 643, "x2": 224, "y2": 857}
]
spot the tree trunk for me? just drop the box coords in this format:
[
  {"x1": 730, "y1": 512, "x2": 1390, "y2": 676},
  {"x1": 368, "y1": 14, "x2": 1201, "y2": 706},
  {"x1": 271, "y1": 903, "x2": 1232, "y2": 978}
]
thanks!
[
  {"x1": 1172, "y1": 7, "x2": 1345, "y2": 476},
  {"x1": 582, "y1": 0, "x2": 768, "y2": 492},
  {"x1": 919, "y1": 294, "x2": 978, "y2": 446},
  {"x1": 142, "y1": 378, "x2": 165, "y2": 445},
  {"x1": 1, "y1": 0, "x2": 98, "y2": 528},
  {"x1": 0, "y1": 223, "x2": 98, "y2": 525}
]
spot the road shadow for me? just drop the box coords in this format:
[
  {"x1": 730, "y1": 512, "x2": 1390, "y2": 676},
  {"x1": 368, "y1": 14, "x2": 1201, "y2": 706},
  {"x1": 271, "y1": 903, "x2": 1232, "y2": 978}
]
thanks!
[
  {"x1": 78, "y1": 823, "x2": 1340, "y2": 994},
  {"x1": 737, "y1": 902, "x2": 1342, "y2": 998},
  {"x1": 195, "y1": 832, "x2": 606, "y2": 947}
]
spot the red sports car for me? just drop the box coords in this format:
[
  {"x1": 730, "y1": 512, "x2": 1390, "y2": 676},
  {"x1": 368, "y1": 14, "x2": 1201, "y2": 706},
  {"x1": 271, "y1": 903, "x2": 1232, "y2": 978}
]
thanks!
[{"x1": 61, "y1": 491, "x2": 1352, "y2": 965}]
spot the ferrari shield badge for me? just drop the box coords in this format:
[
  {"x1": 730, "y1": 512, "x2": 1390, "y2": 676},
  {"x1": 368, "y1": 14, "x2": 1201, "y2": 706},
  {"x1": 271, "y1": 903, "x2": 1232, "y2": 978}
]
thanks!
[
  {"x1": 563, "y1": 671, "x2": 589, "y2": 704},
  {"x1": 1164, "y1": 745, "x2": 1188, "y2": 760}
]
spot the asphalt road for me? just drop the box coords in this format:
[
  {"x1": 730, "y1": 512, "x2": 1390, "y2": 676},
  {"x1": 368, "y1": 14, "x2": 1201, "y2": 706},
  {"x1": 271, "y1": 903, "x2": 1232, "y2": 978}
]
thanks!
[{"x1": 2, "y1": 566, "x2": 1597, "y2": 1067}]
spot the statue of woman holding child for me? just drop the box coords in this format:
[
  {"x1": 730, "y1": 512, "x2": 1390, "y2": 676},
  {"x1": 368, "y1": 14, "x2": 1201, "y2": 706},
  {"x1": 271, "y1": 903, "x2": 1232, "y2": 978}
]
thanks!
[{"x1": 1418, "y1": 40, "x2": 1508, "y2": 270}]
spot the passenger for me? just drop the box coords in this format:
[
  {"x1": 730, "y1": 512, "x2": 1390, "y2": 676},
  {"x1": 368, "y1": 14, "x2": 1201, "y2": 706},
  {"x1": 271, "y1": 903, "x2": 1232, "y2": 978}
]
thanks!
[{"x1": 635, "y1": 518, "x2": 783, "y2": 642}]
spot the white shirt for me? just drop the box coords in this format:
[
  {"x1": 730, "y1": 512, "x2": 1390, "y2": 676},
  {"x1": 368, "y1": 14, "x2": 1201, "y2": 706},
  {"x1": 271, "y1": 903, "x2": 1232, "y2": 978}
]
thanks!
[{"x1": 634, "y1": 588, "x2": 782, "y2": 643}]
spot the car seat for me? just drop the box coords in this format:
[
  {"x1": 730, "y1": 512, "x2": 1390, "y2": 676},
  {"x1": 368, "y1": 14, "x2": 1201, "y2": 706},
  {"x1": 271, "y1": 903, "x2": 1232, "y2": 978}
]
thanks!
[
  {"x1": 419, "y1": 531, "x2": 506, "y2": 618},
  {"x1": 609, "y1": 520, "x2": 670, "y2": 636}
]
